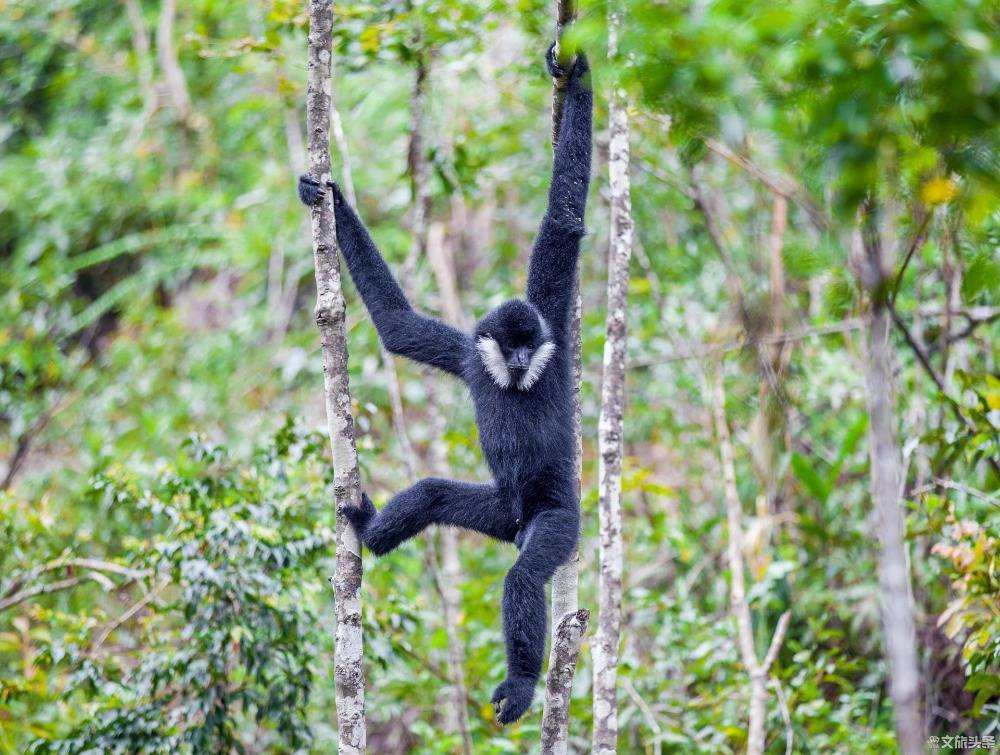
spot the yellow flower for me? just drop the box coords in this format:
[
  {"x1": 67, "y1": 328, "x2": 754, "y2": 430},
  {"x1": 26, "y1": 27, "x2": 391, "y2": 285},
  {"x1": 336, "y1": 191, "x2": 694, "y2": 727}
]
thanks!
[{"x1": 921, "y1": 177, "x2": 958, "y2": 205}]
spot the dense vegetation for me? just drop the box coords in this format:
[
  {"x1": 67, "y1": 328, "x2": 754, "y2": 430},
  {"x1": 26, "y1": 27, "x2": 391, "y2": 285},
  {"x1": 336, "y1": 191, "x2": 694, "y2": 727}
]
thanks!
[{"x1": 1, "y1": 0, "x2": 998, "y2": 752}]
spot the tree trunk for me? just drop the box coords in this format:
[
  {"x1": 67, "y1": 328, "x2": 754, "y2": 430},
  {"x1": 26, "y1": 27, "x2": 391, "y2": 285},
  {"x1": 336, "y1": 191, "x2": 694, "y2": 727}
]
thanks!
[
  {"x1": 541, "y1": 1, "x2": 587, "y2": 750},
  {"x1": 855, "y1": 212, "x2": 924, "y2": 755},
  {"x1": 304, "y1": 2, "x2": 366, "y2": 751},
  {"x1": 592, "y1": 4, "x2": 632, "y2": 751}
]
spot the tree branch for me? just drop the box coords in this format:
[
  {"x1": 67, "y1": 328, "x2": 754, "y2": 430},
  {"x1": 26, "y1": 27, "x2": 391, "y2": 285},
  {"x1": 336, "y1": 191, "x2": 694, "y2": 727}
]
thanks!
[
  {"x1": 703, "y1": 137, "x2": 829, "y2": 231},
  {"x1": 0, "y1": 574, "x2": 111, "y2": 613},
  {"x1": 91, "y1": 579, "x2": 169, "y2": 651}
]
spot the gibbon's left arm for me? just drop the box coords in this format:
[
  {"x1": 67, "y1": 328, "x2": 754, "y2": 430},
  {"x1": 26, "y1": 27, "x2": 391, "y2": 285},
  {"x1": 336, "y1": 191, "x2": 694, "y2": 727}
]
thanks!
[
  {"x1": 299, "y1": 178, "x2": 470, "y2": 377},
  {"x1": 525, "y1": 48, "x2": 593, "y2": 340}
]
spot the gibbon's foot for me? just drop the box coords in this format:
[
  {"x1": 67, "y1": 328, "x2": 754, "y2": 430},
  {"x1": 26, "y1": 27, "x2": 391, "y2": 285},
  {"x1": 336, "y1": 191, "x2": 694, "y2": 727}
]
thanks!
[
  {"x1": 339, "y1": 491, "x2": 376, "y2": 536},
  {"x1": 491, "y1": 675, "x2": 536, "y2": 725},
  {"x1": 545, "y1": 42, "x2": 589, "y2": 85},
  {"x1": 297, "y1": 175, "x2": 341, "y2": 207}
]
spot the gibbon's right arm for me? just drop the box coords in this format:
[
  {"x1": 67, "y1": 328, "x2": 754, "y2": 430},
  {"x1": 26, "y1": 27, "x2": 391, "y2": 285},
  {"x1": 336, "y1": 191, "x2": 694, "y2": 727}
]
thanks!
[{"x1": 298, "y1": 176, "x2": 470, "y2": 377}]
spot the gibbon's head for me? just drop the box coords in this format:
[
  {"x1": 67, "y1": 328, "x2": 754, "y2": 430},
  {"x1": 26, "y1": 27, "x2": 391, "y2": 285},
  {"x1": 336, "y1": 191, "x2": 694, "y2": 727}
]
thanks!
[{"x1": 474, "y1": 300, "x2": 555, "y2": 391}]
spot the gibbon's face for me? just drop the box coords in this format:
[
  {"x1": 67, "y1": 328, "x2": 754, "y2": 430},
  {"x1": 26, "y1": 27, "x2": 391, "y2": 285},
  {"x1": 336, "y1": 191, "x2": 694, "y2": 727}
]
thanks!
[{"x1": 475, "y1": 300, "x2": 555, "y2": 391}]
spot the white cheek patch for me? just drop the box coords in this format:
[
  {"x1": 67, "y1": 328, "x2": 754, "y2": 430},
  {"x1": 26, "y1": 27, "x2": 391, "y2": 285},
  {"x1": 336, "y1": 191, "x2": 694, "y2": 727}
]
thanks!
[
  {"x1": 518, "y1": 341, "x2": 555, "y2": 391},
  {"x1": 476, "y1": 336, "x2": 511, "y2": 388}
]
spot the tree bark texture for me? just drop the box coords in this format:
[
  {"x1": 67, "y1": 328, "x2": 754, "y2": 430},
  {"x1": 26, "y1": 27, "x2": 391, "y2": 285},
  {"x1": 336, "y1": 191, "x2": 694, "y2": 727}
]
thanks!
[
  {"x1": 304, "y1": 2, "x2": 366, "y2": 750},
  {"x1": 540, "y1": 610, "x2": 590, "y2": 755},
  {"x1": 592, "y1": 4, "x2": 633, "y2": 750}
]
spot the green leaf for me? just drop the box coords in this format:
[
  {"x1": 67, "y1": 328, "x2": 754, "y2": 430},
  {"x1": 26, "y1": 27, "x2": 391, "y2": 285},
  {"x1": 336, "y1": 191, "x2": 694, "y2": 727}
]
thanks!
[{"x1": 791, "y1": 453, "x2": 830, "y2": 504}]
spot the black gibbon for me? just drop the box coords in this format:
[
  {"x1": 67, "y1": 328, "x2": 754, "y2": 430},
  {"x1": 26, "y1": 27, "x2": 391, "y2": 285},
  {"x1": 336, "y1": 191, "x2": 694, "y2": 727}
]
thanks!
[{"x1": 298, "y1": 47, "x2": 592, "y2": 725}]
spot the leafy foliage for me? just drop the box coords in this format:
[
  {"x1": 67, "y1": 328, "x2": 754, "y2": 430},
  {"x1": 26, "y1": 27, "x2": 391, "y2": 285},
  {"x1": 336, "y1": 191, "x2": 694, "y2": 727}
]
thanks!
[{"x1": 1, "y1": 0, "x2": 997, "y2": 752}]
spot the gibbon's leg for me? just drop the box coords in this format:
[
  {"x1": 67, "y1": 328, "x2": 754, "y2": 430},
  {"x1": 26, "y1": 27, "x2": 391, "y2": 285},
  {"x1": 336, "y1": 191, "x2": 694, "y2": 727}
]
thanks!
[
  {"x1": 341, "y1": 478, "x2": 517, "y2": 555},
  {"x1": 492, "y1": 507, "x2": 578, "y2": 725}
]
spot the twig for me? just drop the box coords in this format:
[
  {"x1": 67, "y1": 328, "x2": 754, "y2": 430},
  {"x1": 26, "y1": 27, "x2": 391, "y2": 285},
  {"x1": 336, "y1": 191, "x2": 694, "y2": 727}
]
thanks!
[
  {"x1": 703, "y1": 137, "x2": 829, "y2": 231},
  {"x1": 39, "y1": 557, "x2": 150, "y2": 580},
  {"x1": 761, "y1": 611, "x2": 791, "y2": 674},
  {"x1": 330, "y1": 83, "x2": 419, "y2": 483},
  {"x1": 890, "y1": 211, "x2": 931, "y2": 305},
  {"x1": 622, "y1": 677, "x2": 663, "y2": 755},
  {"x1": 887, "y1": 304, "x2": 1000, "y2": 478},
  {"x1": 0, "y1": 575, "x2": 106, "y2": 613},
  {"x1": 91, "y1": 580, "x2": 169, "y2": 651},
  {"x1": 770, "y1": 678, "x2": 794, "y2": 755},
  {"x1": 2, "y1": 398, "x2": 65, "y2": 491},
  {"x1": 628, "y1": 319, "x2": 864, "y2": 368},
  {"x1": 910, "y1": 478, "x2": 1000, "y2": 507}
]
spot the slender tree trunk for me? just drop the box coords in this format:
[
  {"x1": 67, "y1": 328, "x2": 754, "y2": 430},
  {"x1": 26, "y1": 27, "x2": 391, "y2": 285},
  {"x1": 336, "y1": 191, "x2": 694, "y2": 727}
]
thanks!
[
  {"x1": 424, "y1": 223, "x2": 473, "y2": 755},
  {"x1": 712, "y1": 365, "x2": 791, "y2": 755},
  {"x1": 854, "y1": 212, "x2": 924, "y2": 755},
  {"x1": 121, "y1": 0, "x2": 158, "y2": 146},
  {"x1": 156, "y1": 0, "x2": 191, "y2": 123},
  {"x1": 592, "y1": 4, "x2": 632, "y2": 751},
  {"x1": 541, "y1": 2, "x2": 588, "y2": 751},
  {"x1": 304, "y1": 2, "x2": 365, "y2": 750},
  {"x1": 768, "y1": 195, "x2": 788, "y2": 365},
  {"x1": 405, "y1": 58, "x2": 473, "y2": 755}
]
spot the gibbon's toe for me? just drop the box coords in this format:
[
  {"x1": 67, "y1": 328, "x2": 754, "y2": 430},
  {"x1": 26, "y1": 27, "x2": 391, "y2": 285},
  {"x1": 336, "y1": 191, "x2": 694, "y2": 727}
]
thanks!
[
  {"x1": 491, "y1": 676, "x2": 536, "y2": 725},
  {"x1": 544, "y1": 42, "x2": 567, "y2": 80},
  {"x1": 339, "y1": 492, "x2": 376, "y2": 533}
]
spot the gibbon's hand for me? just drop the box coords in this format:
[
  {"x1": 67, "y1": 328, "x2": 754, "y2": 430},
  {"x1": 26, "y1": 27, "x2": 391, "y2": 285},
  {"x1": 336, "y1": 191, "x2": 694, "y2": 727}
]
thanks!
[
  {"x1": 297, "y1": 175, "x2": 343, "y2": 207},
  {"x1": 545, "y1": 42, "x2": 589, "y2": 88}
]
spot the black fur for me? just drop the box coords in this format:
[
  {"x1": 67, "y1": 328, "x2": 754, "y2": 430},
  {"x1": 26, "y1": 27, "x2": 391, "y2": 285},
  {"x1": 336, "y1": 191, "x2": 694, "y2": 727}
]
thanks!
[{"x1": 298, "y1": 50, "x2": 592, "y2": 725}]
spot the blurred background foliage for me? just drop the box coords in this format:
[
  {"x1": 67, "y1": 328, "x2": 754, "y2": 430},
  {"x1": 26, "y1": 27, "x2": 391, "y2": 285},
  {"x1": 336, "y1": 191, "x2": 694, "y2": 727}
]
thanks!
[{"x1": 0, "y1": 0, "x2": 997, "y2": 752}]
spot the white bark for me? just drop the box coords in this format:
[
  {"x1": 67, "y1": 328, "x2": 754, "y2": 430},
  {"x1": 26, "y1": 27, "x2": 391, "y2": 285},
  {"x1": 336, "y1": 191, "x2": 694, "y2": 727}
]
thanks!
[
  {"x1": 591, "y1": 5, "x2": 632, "y2": 753},
  {"x1": 304, "y1": 2, "x2": 365, "y2": 750},
  {"x1": 855, "y1": 218, "x2": 924, "y2": 755}
]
